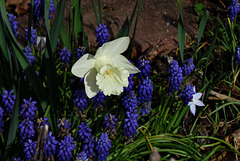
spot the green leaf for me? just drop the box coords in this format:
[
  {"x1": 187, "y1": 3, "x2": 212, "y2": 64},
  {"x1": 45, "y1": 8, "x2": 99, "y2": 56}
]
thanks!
[
  {"x1": 177, "y1": 0, "x2": 185, "y2": 63},
  {"x1": 98, "y1": 0, "x2": 102, "y2": 24},
  {"x1": 116, "y1": 16, "x2": 130, "y2": 38},
  {"x1": 128, "y1": 0, "x2": 144, "y2": 58},
  {"x1": 194, "y1": 9, "x2": 207, "y2": 57},
  {"x1": 92, "y1": 0, "x2": 99, "y2": 24},
  {"x1": 73, "y1": 0, "x2": 83, "y2": 45},
  {"x1": 5, "y1": 80, "x2": 20, "y2": 156}
]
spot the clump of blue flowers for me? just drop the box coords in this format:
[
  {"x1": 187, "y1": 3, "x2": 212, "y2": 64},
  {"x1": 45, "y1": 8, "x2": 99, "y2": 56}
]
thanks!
[
  {"x1": 73, "y1": 90, "x2": 88, "y2": 112},
  {"x1": 8, "y1": 14, "x2": 18, "y2": 38},
  {"x1": 44, "y1": 131, "x2": 58, "y2": 159},
  {"x1": 96, "y1": 132, "x2": 111, "y2": 161},
  {"x1": 57, "y1": 135, "x2": 76, "y2": 161},
  {"x1": 23, "y1": 139, "x2": 36, "y2": 160},
  {"x1": 168, "y1": 60, "x2": 184, "y2": 94},
  {"x1": 76, "y1": 151, "x2": 88, "y2": 161},
  {"x1": 33, "y1": 0, "x2": 55, "y2": 24},
  {"x1": 124, "y1": 74, "x2": 134, "y2": 92},
  {"x1": 18, "y1": 118, "x2": 35, "y2": 142},
  {"x1": 228, "y1": 0, "x2": 240, "y2": 21},
  {"x1": 103, "y1": 114, "x2": 119, "y2": 132},
  {"x1": 23, "y1": 46, "x2": 35, "y2": 65},
  {"x1": 122, "y1": 90, "x2": 138, "y2": 111},
  {"x1": 82, "y1": 135, "x2": 95, "y2": 157},
  {"x1": 57, "y1": 118, "x2": 72, "y2": 136},
  {"x1": 137, "y1": 59, "x2": 151, "y2": 78},
  {"x1": 59, "y1": 47, "x2": 71, "y2": 66},
  {"x1": 138, "y1": 77, "x2": 153, "y2": 103},
  {"x1": 2, "y1": 89, "x2": 16, "y2": 117},
  {"x1": 75, "y1": 47, "x2": 86, "y2": 60},
  {"x1": 96, "y1": 24, "x2": 109, "y2": 46},
  {"x1": 78, "y1": 122, "x2": 92, "y2": 140},
  {"x1": 25, "y1": 27, "x2": 37, "y2": 46},
  {"x1": 90, "y1": 91, "x2": 105, "y2": 108},
  {"x1": 123, "y1": 109, "x2": 139, "y2": 139},
  {"x1": 20, "y1": 97, "x2": 37, "y2": 120},
  {"x1": 181, "y1": 58, "x2": 195, "y2": 76},
  {"x1": 179, "y1": 84, "x2": 195, "y2": 104}
]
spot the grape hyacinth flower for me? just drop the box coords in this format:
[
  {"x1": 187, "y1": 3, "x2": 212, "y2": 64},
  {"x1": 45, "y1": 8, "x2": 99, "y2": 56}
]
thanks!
[
  {"x1": 33, "y1": 0, "x2": 55, "y2": 24},
  {"x1": 82, "y1": 136, "x2": 95, "y2": 158},
  {"x1": 0, "y1": 107, "x2": 4, "y2": 132},
  {"x1": 73, "y1": 90, "x2": 88, "y2": 112},
  {"x1": 2, "y1": 89, "x2": 15, "y2": 117},
  {"x1": 96, "y1": 132, "x2": 111, "y2": 161},
  {"x1": 235, "y1": 46, "x2": 240, "y2": 64},
  {"x1": 123, "y1": 109, "x2": 139, "y2": 139},
  {"x1": 181, "y1": 58, "x2": 195, "y2": 76},
  {"x1": 228, "y1": 0, "x2": 240, "y2": 21},
  {"x1": 78, "y1": 122, "x2": 92, "y2": 140},
  {"x1": 71, "y1": 37, "x2": 139, "y2": 98},
  {"x1": 168, "y1": 60, "x2": 184, "y2": 94},
  {"x1": 57, "y1": 135, "x2": 76, "y2": 161},
  {"x1": 18, "y1": 119, "x2": 35, "y2": 142},
  {"x1": 57, "y1": 118, "x2": 72, "y2": 135},
  {"x1": 20, "y1": 97, "x2": 37, "y2": 120},
  {"x1": 75, "y1": 47, "x2": 86, "y2": 60},
  {"x1": 124, "y1": 74, "x2": 134, "y2": 92},
  {"x1": 38, "y1": 117, "x2": 50, "y2": 127},
  {"x1": 96, "y1": 24, "x2": 109, "y2": 46},
  {"x1": 137, "y1": 59, "x2": 151, "y2": 79},
  {"x1": 59, "y1": 47, "x2": 71, "y2": 66},
  {"x1": 76, "y1": 151, "x2": 88, "y2": 161},
  {"x1": 179, "y1": 84, "x2": 195, "y2": 104},
  {"x1": 103, "y1": 114, "x2": 119, "y2": 132},
  {"x1": 25, "y1": 27, "x2": 37, "y2": 46},
  {"x1": 188, "y1": 86, "x2": 205, "y2": 116},
  {"x1": 90, "y1": 91, "x2": 105, "y2": 108},
  {"x1": 44, "y1": 132, "x2": 58, "y2": 159},
  {"x1": 23, "y1": 139, "x2": 37, "y2": 160},
  {"x1": 8, "y1": 14, "x2": 18, "y2": 38},
  {"x1": 141, "y1": 101, "x2": 151, "y2": 115},
  {"x1": 138, "y1": 77, "x2": 153, "y2": 103},
  {"x1": 23, "y1": 46, "x2": 35, "y2": 65},
  {"x1": 122, "y1": 90, "x2": 138, "y2": 111}
]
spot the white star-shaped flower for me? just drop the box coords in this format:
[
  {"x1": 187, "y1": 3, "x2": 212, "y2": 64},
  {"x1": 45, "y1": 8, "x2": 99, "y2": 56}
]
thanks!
[
  {"x1": 71, "y1": 37, "x2": 139, "y2": 98},
  {"x1": 188, "y1": 86, "x2": 205, "y2": 116}
]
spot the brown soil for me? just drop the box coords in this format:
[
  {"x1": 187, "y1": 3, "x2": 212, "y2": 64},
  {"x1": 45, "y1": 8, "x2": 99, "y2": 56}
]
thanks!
[{"x1": 6, "y1": 0, "x2": 198, "y2": 73}]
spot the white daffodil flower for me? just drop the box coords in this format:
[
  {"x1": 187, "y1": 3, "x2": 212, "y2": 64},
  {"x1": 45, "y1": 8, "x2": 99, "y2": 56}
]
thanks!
[
  {"x1": 188, "y1": 86, "x2": 205, "y2": 116},
  {"x1": 71, "y1": 37, "x2": 139, "y2": 98}
]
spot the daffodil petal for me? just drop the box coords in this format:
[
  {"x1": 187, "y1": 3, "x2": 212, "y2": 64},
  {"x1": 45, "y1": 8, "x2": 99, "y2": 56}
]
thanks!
[
  {"x1": 71, "y1": 54, "x2": 95, "y2": 77},
  {"x1": 193, "y1": 99, "x2": 205, "y2": 106},
  {"x1": 94, "y1": 37, "x2": 130, "y2": 59},
  {"x1": 190, "y1": 104, "x2": 196, "y2": 116},
  {"x1": 112, "y1": 55, "x2": 140, "y2": 74},
  {"x1": 194, "y1": 92, "x2": 202, "y2": 100},
  {"x1": 84, "y1": 68, "x2": 100, "y2": 98}
]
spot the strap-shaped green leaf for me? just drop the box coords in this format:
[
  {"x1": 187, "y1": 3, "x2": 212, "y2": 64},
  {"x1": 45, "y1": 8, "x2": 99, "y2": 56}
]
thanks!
[{"x1": 177, "y1": 0, "x2": 185, "y2": 63}]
